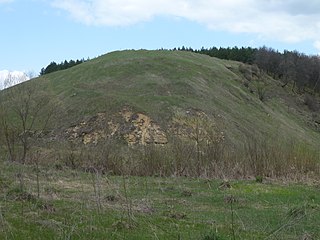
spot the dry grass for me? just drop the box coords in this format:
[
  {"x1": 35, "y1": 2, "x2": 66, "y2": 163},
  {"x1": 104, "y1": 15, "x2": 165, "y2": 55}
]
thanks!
[
  {"x1": 1, "y1": 160, "x2": 319, "y2": 239},
  {"x1": 34, "y1": 131, "x2": 320, "y2": 182}
]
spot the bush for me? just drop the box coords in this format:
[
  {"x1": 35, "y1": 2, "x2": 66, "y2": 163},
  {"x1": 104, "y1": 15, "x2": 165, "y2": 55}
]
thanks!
[
  {"x1": 256, "y1": 82, "x2": 267, "y2": 101},
  {"x1": 255, "y1": 175, "x2": 263, "y2": 183},
  {"x1": 304, "y1": 94, "x2": 319, "y2": 112}
]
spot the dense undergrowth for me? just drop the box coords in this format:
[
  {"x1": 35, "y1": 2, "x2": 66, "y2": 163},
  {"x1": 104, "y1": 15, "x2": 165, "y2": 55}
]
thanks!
[{"x1": 26, "y1": 132, "x2": 319, "y2": 182}]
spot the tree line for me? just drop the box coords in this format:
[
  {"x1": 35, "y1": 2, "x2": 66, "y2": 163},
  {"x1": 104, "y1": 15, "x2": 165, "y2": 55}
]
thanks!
[
  {"x1": 172, "y1": 46, "x2": 320, "y2": 94},
  {"x1": 40, "y1": 58, "x2": 88, "y2": 76},
  {"x1": 171, "y1": 46, "x2": 256, "y2": 63}
]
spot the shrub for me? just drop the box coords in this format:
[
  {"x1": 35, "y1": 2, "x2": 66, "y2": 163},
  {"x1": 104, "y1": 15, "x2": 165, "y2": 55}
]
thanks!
[
  {"x1": 304, "y1": 94, "x2": 319, "y2": 112},
  {"x1": 255, "y1": 175, "x2": 263, "y2": 183},
  {"x1": 256, "y1": 82, "x2": 267, "y2": 101}
]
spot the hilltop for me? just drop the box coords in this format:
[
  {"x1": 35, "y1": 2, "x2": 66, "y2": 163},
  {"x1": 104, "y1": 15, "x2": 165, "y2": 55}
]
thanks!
[{"x1": 1, "y1": 50, "x2": 319, "y2": 179}]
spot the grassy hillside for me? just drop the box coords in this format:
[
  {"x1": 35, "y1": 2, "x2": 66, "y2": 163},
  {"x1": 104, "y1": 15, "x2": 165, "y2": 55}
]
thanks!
[
  {"x1": 15, "y1": 51, "x2": 319, "y2": 139},
  {"x1": 0, "y1": 50, "x2": 319, "y2": 178}
]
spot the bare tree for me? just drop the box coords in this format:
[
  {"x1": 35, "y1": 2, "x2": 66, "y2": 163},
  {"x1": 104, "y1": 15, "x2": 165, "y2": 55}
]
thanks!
[
  {"x1": 0, "y1": 105, "x2": 17, "y2": 161},
  {"x1": 0, "y1": 74, "x2": 54, "y2": 163},
  {"x1": 173, "y1": 112, "x2": 223, "y2": 176}
]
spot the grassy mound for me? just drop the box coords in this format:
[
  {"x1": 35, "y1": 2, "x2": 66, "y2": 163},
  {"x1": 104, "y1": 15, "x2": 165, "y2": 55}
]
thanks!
[{"x1": 0, "y1": 50, "x2": 319, "y2": 179}]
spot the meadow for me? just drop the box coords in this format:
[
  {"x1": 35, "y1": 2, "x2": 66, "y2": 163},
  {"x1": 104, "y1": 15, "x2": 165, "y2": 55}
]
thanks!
[{"x1": 1, "y1": 161, "x2": 319, "y2": 239}]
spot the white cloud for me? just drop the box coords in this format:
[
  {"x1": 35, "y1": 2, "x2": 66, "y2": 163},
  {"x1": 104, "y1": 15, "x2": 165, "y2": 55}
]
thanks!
[
  {"x1": 314, "y1": 40, "x2": 320, "y2": 52},
  {"x1": 51, "y1": 0, "x2": 320, "y2": 44},
  {"x1": 52, "y1": 0, "x2": 180, "y2": 26},
  {"x1": 0, "y1": 0, "x2": 13, "y2": 3}
]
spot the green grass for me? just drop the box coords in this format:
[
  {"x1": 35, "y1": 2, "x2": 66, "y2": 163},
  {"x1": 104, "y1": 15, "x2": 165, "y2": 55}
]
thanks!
[
  {"x1": 1, "y1": 161, "x2": 319, "y2": 239},
  {"x1": 2, "y1": 49, "x2": 319, "y2": 147}
]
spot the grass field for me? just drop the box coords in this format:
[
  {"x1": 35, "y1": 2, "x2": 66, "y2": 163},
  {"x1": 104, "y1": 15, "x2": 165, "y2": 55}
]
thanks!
[{"x1": 1, "y1": 161, "x2": 319, "y2": 239}]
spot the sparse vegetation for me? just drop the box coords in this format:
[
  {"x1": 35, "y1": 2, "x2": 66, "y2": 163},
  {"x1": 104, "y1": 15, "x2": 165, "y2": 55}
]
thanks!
[
  {"x1": 0, "y1": 49, "x2": 320, "y2": 238},
  {"x1": 0, "y1": 161, "x2": 319, "y2": 239}
]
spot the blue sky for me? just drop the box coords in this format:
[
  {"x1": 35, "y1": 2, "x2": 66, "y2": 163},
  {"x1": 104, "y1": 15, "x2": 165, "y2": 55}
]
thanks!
[{"x1": 1, "y1": 0, "x2": 320, "y2": 74}]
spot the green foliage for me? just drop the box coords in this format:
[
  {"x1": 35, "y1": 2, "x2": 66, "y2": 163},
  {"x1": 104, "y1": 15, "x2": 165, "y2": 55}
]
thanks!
[
  {"x1": 255, "y1": 175, "x2": 263, "y2": 183},
  {"x1": 173, "y1": 46, "x2": 257, "y2": 64},
  {"x1": 40, "y1": 58, "x2": 87, "y2": 75}
]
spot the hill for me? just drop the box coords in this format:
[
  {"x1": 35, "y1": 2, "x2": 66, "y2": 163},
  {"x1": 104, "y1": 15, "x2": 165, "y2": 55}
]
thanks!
[{"x1": 0, "y1": 50, "x2": 319, "y2": 179}]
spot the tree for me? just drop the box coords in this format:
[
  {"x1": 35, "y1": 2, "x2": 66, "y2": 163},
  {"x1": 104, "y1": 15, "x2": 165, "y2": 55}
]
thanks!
[
  {"x1": 169, "y1": 45, "x2": 320, "y2": 94},
  {"x1": 0, "y1": 105, "x2": 17, "y2": 162},
  {"x1": 279, "y1": 50, "x2": 297, "y2": 88},
  {"x1": 309, "y1": 56, "x2": 320, "y2": 92},
  {"x1": 40, "y1": 58, "x2": 87, "y2": 76},
  {"x1": 254, "y1": 46, "x2": 282, "y2": 78},
  {"x1": 172, "y1": 111, "x2": 224, "y2": 176},
  {"x1": 0, "y1": 75, "x2": 54, "y2": 163}
]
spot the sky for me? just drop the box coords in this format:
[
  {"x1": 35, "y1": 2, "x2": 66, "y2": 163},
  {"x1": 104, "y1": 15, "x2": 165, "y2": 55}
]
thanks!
[{"x1": 1, "y1": 0, "x2": 320, "y2": 75}]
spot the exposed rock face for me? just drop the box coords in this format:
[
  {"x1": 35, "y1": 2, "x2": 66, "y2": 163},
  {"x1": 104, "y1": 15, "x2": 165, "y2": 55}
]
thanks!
[
  {"x1": 120, "y1": 109, "x2": 168, "y2": 145},
  {"x1": 83, "y1": 130, "x2": 105, "y2": 145},
  {"x1": 63, "y1": 107, "x2": 225, "y2": 146},
  {"x1": 65, "y1": 113, "x2": 109, "y2": 144},
  {"x1": 64, "y1": 108, "x2": 168, "y2": 145}
]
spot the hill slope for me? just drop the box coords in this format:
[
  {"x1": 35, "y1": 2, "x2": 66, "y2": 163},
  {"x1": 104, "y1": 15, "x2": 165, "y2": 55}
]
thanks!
[
  {"x1": 1, "y1": 50, "x2": 319, "y2": 178},
  {"x1": 35, "y1": 51, "x2": 320, "y2": 143}
]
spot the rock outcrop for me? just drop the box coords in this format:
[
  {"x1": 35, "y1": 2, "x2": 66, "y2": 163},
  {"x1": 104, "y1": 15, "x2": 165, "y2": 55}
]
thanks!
[{"x1": 64, "y1": 108, "x2": 168, "y2": 145}]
